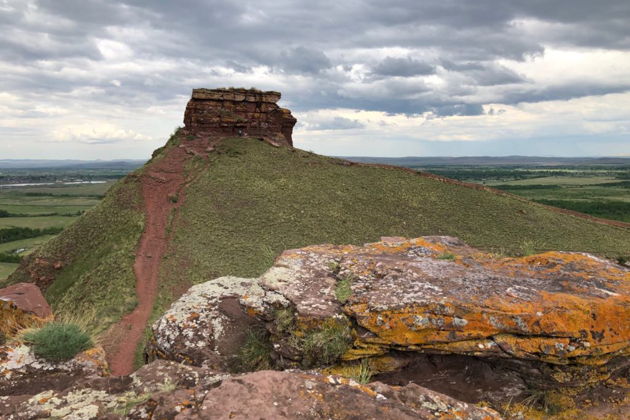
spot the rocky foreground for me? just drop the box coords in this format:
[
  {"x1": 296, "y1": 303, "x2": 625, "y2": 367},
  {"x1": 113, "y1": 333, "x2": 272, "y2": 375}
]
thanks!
[{"x1": 1, "y1": 236, "x2": 628, "y2": 419}]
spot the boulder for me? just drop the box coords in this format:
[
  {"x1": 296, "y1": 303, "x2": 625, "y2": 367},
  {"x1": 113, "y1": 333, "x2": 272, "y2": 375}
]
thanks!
[
  {"x1": 192, "y1": 370, "x2": 501, "y2": 420},
  {"x1": 262, "y1": 236, "x2": 629, "y2": 366},
  {"x1": 0, "y1": 283, "x2": 52, "y2": 338},
  {"x1": 0, "y1": 283, "x2": 52, "y2": 319},
  {"x1": 0, "y1": 360, "x2": 502, "y2": 419},
  {"x1": 146, "y1": 276, "x2": 288, "y2": 369},
  {"x1": 0, "y1": 343, "x2": 108, "y2": 396}
]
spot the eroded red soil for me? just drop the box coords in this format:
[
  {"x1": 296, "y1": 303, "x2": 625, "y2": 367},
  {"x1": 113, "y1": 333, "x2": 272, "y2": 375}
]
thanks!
[{"x1": 107, "y1": 138, "x2": 213, "y2": 376}]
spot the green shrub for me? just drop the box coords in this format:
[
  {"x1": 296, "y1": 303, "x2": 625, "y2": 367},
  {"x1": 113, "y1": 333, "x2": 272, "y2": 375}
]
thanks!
[
  {"x1": 0, "y1": 252, "x2": 21, "y2": 263},
  {"x1": 24, "y1": 322, "x2": 93, "y2": 361},
  {"x1": 274, "y1": 307, "x2": 295, "y2": 333},
  {"x1": 436, "y1": 252, "x2": 456, "y2": 261},
  {"x1": 233, "y1": 327, "x2": 272, "y2": 372},
  {"x1": 350, "y1": 359, "x2": 373, "y2": 384},
  {"x1": 335, "y1": 275, "x2": 353, "y2": 303},
  {"x1": 0, "y1": 226, "x2": 63, "y2": 244},
  {"x1": 301, "y1": 320, "x2": 352, "y2": 367}
]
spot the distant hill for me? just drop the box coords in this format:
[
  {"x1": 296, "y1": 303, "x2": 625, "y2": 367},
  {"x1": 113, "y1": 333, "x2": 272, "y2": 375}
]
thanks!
[
  {"x1": 0, "y1": 159, "x2": 145, "y2": 170},
  {"x1": 343, "y1": 156, "x2": 630, "y2": 167}
]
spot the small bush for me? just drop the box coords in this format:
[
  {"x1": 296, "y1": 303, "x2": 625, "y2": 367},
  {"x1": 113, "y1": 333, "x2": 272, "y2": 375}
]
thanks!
[
  {"x1": 350, "y1": 359, "x2": 373, "y2": 384},
  {"x1": 274, "y1": 307, "x2": 295, "y2": 333},
  {"x1": 436, "y1": 252, "x2": 455, "y2": 261},
  {"x1": 301, "y1": 319, "x2": 352, "y2": 367},
  {"x1": 335, "y1": 275, "x2": 353, "y2": 303},
  {"x1": 233, "y1": 327, "x2": 272, "y2": 372},
  {"x1": 520, "y1": 240, "x2": 537, "y2": 256},
  {"x1": 24, "y1": 322, "x2": 93, "y2": 361}
]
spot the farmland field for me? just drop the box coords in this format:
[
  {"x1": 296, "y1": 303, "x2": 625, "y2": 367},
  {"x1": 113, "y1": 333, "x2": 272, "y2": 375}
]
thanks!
[{"x1": 0, "y1": 181, "x2": 116, "y2": 281}]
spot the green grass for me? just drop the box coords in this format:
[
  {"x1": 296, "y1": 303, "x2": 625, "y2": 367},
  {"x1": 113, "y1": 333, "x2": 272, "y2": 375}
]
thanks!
[
  {"x1": 7, "y1": 177, "x2": 144, "y2": 335},
  {"x1": 0, "y1": 262, "x2": 18, "y2": 281},
  {"x1": 335, "y1": 275, "x2": 353, "y2": 303},
  {"x1": 350, "y1": 359, "x2": 373, "y2": 384},
  {"x1": 0, "y1": 235, "x2": 57, "y2": 255},
  {"x1": 0, "y1": 215, "x2": 78, "y2": 229},
  {"x1": 23, "y1": 322, "x2": 93, "y2": 361},
  {"x1": 232, "y1": 327, "x2": 273, "y2": 372},
  {"x1": 300, "y1": 319, "x2": 353, "y2": 367}
]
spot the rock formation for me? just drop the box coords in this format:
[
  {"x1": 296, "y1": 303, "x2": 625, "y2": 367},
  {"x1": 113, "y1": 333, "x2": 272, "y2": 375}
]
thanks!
[
  {"x1": 0, "y1": 283, "x2": 52, "y2": 340},
  {"x1": 148, "y1": 236, "x2": 629, "y2": 416},
  {"x1": 0, "y1": 359, "x2": 501, "y2": 419},
  {"x1": 183, "y1": 87, "x2": 297, "y2": 146}
]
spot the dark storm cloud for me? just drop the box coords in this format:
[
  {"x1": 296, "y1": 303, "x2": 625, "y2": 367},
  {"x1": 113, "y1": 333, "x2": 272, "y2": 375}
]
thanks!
[
  {"x1": 1, "y1": 0, "x2": 629, "y2": 117},
  {"x1": 278, "y1": 47, "x2": 332, "y2": 74},
  {"x1": 372, "y1": 57, "x2": 435, "y2": 77},
  {"x1": 306, "y1": 117, "x2": 365, "y2": 131},
  {"x1": 441, "y1": 61, "x2": 526, "y2": 86}
]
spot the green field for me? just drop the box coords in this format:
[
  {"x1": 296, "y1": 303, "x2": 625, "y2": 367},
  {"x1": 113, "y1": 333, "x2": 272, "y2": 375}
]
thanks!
[
  {"x1": 0, "y1": 235, "x2": 59, "y2": 254},
  {"x1": 0, "y1": 181, "x2": 113, "y2": 280},
  {"x1": 485, "y1": 177, "x2": 630, "y2": 222},
  {"x1": 406, "y1": 166, "x2": 630, "y2": 223},
  {"x1": 0, "y1": 215, "x2": 78, "y2": 229},
  {"x1": 0, "y1": 262, "x2": 18, "y2": 281}
]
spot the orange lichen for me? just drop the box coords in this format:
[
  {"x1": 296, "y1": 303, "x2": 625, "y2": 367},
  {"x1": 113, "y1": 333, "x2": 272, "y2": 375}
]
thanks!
[{"x1": 0, "y1": 300, "x2": 50, "y2": 339}]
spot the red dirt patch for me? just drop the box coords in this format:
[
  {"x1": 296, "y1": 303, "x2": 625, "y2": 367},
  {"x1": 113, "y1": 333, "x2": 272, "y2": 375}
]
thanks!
[{"x1": 106, "y1": 137, "x2": 215, "y2": 376}]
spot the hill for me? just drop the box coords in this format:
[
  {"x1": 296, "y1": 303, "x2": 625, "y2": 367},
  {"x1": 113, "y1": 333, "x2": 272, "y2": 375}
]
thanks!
[
  {"x1": 5, "y1": 88, "x2": 630, "y2": 375},
  {"x1": 344, "y1": 155, "x2": 630, "y2": 167}
]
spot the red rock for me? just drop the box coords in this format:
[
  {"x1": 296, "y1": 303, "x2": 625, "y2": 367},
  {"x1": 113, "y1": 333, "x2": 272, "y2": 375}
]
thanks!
[
  {"x1": 0, "y1": 283, "x2": 52, "y2": 319},
  {"x1": 183, "y1": 88, "x2": 297, "y2": 146}
]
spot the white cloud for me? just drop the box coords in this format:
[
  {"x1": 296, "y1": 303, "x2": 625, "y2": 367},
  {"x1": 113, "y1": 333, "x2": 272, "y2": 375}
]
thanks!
[{"x1": 52, "y1": 123, "x2": 152, "y2": 144}]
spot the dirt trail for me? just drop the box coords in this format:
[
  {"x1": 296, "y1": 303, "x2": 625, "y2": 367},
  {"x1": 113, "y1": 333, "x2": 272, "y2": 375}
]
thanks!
[{"x1": 107, "y1": 143, "x2": 193, "y2": 376}]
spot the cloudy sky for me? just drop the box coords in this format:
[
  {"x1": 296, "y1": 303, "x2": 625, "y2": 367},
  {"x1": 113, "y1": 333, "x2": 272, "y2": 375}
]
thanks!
[{"x1": 1, "y1": 0, "x2": 629, "y2": 159}]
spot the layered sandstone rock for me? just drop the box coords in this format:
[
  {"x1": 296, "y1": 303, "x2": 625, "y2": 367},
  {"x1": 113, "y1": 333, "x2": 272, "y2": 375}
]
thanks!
[{"x1": 183, "y1": 88, "x2": 297, "y2": 146}]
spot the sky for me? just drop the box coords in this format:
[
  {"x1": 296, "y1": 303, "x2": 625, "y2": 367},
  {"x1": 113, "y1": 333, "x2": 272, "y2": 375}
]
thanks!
[{"x1": 1, "y1": 0, "x2": 629, "y2": 159}]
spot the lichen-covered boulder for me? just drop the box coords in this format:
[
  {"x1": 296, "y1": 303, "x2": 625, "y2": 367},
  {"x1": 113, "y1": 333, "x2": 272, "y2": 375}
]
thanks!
[
  {"x1": 262, "y1": 236, "x2": 629, "y2": 366},
  {"x1": 0, "y1": 361, "x2": 501, "y2": 419},
  {"x1": 147, "y1": 276, "x2": 288, "y2": 369},
  {"x1": 0, "y1": 343, "x2": 108, "y2": 396}
]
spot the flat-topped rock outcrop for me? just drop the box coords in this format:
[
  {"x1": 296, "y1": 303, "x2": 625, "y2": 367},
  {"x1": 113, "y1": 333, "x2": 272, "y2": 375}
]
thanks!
[{"x1": 183, "y1": 87, "x2": 297, "y2": 146}]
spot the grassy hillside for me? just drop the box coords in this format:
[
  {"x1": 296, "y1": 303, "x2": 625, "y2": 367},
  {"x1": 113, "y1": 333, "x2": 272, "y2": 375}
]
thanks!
[
  {"x1": 5, "y1": 177, "x2": 144, "y2": 334},
  {"x1": 155, "y1": 138, "x2": 630, "y2": 320},
  {"x1": 7, "y1": 135, "x2": 630, "y2": 339}
]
